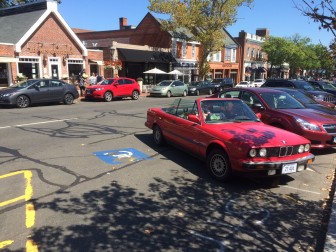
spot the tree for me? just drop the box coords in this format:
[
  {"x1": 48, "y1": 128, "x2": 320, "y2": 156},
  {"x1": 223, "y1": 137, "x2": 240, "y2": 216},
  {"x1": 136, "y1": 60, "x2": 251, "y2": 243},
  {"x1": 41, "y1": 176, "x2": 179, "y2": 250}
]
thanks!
[
  {"x1": 293, "y1": 0, "x2": 335, "y2": 38},
  {"x1": 148, "y1": 0, "x2": 253, "y2": 79}
]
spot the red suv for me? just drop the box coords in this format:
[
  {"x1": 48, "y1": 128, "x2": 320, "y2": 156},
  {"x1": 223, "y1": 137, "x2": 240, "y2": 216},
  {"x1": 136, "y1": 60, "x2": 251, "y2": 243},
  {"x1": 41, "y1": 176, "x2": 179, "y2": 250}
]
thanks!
[{"x1": 85, "y1": 77, "x2": 140, "y2": 101}]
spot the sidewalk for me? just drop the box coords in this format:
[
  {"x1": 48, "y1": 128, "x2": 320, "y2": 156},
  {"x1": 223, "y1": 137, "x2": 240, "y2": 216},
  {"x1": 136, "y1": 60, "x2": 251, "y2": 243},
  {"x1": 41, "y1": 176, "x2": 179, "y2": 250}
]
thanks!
[{"x1": 324, "y1": 171, "x2": 336, "y2": 251}]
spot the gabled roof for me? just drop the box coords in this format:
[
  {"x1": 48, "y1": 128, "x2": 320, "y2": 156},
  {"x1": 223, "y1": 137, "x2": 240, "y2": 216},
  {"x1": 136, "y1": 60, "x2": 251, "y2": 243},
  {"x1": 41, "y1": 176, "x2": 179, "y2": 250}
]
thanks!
[{"x1": 0, "y1": 0, "x2": 87, "y2": 56}]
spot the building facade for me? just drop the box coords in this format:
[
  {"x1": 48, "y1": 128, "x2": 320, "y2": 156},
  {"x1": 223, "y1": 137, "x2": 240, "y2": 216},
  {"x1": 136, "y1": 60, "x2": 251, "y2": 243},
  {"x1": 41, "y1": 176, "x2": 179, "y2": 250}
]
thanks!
[
  {"x1": 235, "y1": 29, "x2": 269, "y2": 82},
  {"x1": 0, "y1": 0, "x2": 104, "y2": 88}
]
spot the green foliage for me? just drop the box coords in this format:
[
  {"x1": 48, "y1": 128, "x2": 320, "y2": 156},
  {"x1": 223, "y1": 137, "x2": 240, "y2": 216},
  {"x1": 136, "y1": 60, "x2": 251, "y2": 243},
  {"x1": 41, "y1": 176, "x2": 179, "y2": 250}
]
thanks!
[{"x1": 148, "y1": 0, "x2": 253, "y2": 79}]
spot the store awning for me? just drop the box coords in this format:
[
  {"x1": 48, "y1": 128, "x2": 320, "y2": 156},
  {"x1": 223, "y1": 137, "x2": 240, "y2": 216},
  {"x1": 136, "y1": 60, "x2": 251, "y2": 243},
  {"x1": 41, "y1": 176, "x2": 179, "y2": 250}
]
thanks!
[
  {"x1": 89, "y1": 59, "x2": 103, "y2": 65},
  {"x1": 0, "y1": 57, "x2": 18, "y2": 63},
  {"x1": 118, "y1": 48, "x2": 176, "y2": 63}
]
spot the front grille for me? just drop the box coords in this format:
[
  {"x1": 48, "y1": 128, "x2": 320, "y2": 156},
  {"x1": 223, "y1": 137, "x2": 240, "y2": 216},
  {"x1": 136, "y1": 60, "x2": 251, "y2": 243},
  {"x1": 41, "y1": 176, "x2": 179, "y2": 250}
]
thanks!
[
  {"x1": 323, "y1": 96, "x2": 336, "y2": 103},
  {"x1": 323, "y1": 124, "x2": 336, "y2": 133},
  {"x1": 267, "y1": 145, "x2": 299, "y2": 157}
]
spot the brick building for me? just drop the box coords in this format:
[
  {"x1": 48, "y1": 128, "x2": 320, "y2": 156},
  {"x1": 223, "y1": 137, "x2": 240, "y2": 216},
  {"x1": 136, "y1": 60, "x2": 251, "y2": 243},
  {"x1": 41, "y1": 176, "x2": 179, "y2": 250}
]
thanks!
[
  {"x1": 235, "y1": 29, "x2": 269, "y2": 82},
  {"x1": 0, "y1": 0, "x2": 104, "y2": 87}
]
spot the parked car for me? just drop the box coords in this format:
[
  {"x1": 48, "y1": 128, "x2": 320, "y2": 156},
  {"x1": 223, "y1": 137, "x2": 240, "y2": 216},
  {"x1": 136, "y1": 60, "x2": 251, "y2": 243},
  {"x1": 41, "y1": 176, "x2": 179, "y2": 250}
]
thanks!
[
  {"x1": 0, "y1": 79, "x2": 79, "y2": 108},
  {"x1": 150, "y1": 80, "x2": 188, "y2": 97},
  {"x1": 211, "y1": 78, "x2": 234, "y2": 91},
  {"x1": 85, "y1": 77, "x2": 140, "y2": 102},
  {"x1": 236, "y1": 81, "x2": 252, "y2": 88},
  {"x1": 273, "y1": 88, "x2": 336, "y2": 114},
  {"x1": 251, "y1": 79, "x2": 265, "y2": 87},
  {"x1": 210, "y1": 87, "x2": 336, "y2": 149},
  {"x1": 145, "y1": 97, "x2": 314, "y2": 181},
  {"x1": 188, "y1": 81, "x2": 216, "y2": 96},
  {"x1": 307, "y1": 80, "x2": 336, "y2": 96},
  {"x1": 261, "y1": 79, "x2": 336, "y2": 104}
]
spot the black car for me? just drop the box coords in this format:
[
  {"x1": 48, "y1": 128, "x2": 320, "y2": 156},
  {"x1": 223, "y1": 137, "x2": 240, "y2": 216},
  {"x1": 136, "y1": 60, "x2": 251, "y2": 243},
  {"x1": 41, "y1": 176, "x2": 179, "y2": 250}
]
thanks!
[
  {"x1": 188, "y1": 81, "x2": 216, "y2": 95},
  {"x1": 307, "y1": 80, "x2": 336, "y2": 96},
  {"x1": 211, "y1": 78, "x2": 234, "y2": 91},
  {"x1": 274, "y1": 88, "x2": 336, "y2": 115},
  {"x1": 0, "y1": 79, "x2": 79, "y2": 108},
  {"x1": 261, "y1": 79, "x2": 336, "y2": 104}
]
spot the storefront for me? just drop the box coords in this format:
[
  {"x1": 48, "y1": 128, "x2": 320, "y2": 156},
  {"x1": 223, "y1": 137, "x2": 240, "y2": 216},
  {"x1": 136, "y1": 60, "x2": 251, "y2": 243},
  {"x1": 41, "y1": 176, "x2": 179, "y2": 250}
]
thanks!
[{"x1": 0, "y1": 0, "x2": 103, "y2": 87}]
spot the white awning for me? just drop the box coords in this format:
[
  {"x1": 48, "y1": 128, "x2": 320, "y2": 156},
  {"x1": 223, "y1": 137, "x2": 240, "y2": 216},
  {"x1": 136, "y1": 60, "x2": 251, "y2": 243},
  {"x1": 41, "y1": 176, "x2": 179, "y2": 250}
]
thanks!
[{"x1": 0, "y1": 57, "x2": 18, "y2": 63}]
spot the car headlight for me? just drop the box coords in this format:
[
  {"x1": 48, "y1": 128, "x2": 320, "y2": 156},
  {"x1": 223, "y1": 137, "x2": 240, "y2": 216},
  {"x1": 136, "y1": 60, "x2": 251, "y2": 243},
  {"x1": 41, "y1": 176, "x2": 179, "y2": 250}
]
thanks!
[
  {"x1": 298, "y1": 145, "x2": 304, "y2": 153},
  {"x1": 312, "y1": 95, "x2": 324, "y2": 101},
  {"x1": 295, "y1": 118, "x2": 321, "y2": 131},
  {"x1": 95, "y1": 88, "x2": 104, "y2": 91},
  {"x1": 190, "y1": 88, "x2": 196, "y2": 91},
  {"x1": 3, "y1": 93, "x2": 14, "y2": 97},
  {"x1": 249, "y1": 149, "x2": 257, "y2": 157},
  {"x1": 259, "y1": 148, "x2": 267, "y2": 157},
  {"x1": 304, "y1": 144, "x2": 310, "y2": 152},
  {"x1": 162, "y1": 87, "x2": 168, "y2": 91}
]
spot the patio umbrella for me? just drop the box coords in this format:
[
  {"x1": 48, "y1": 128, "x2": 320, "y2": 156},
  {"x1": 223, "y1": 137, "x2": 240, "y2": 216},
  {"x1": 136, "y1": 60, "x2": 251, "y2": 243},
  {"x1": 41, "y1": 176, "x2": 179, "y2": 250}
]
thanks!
[
  {"x1": 143, "y1": 68, "x2": 167, "y2": 84},
  {"x1": 168, "y1": 69, "x2": 184, "y2": 81}
]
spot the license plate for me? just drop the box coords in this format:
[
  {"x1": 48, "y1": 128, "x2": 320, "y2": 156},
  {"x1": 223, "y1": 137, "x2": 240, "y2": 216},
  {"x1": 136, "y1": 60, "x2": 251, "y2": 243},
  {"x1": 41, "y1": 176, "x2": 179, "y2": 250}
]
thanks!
[
  {"x1": 282, "y1": 163, "x2": 297, "y2": 174},
  {"x1": 86, "y1": 90, "x2": 91, "y2": 94}
]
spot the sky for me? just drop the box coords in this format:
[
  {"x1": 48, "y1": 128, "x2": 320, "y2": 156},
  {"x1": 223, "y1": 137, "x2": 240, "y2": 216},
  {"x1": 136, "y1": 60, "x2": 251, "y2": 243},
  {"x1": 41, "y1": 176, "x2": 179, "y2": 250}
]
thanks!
[{"x1": 58, "y1": 0, "x2": 334, "y2": 47}]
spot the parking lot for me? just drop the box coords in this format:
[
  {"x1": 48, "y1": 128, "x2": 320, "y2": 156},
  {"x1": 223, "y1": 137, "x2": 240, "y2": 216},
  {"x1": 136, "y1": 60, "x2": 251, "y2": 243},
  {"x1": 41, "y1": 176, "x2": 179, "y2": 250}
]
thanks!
[{"x1": 0, "y1": 95, "x2": 335, "y2": 251}]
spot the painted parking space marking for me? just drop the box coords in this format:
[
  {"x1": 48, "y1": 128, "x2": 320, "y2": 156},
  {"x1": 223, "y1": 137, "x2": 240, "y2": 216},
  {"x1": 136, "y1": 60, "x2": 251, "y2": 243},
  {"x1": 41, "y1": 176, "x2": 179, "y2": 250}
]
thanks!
[
  {"x1": 94, "y1": 148, "x2": 152, "y2": 165},
  {"x1": 0, "y1": 171, "x2": 38, "y2": 251},
  {"x1": 0, "y1": 118, "x2": 78, "y2": 130}
]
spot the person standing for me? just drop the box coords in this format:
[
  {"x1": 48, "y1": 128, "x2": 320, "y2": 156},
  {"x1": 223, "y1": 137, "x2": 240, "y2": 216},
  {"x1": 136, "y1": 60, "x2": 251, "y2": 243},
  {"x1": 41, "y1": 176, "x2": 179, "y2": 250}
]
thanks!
[
  {"x1": 78, "y1": 69, "x2": 87, "y2": 97},
  {"x1": 89, "y1": 73, "x2": 97, "y2": 85}
]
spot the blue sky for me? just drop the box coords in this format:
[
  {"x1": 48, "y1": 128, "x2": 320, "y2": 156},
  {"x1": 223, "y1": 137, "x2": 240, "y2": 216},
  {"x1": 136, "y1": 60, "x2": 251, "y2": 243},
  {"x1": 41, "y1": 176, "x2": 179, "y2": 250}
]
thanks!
[{"x1": 58, "y1": 0, "x2": 333, "y2": 46}]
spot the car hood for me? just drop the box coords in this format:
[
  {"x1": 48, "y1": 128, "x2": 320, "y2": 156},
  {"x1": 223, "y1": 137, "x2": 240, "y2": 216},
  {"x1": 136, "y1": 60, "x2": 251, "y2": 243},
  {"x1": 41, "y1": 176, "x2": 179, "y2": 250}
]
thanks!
[
  {"x1": 207, "y1": 122, "x2": 309, "y2": 147},
  {"x1": 306, "y1": 90, "x2": 332, "y2": 96},
  {"x1": 0, "y1": 87, "x2": 19, "y2": 94},
  {"x1": 275, "y1": 108, "x2": 336, "y2": 123},
  {"x1": 152, "y1": 86, "x2": 168, "y2": 91}
]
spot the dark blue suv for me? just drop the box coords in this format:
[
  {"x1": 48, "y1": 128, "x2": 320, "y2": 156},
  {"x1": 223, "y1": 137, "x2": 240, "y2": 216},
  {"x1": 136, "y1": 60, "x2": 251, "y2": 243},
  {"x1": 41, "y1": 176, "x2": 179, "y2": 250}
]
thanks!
[{"x1": 211, "y1": 78, "x2": 234, "y2": 92}]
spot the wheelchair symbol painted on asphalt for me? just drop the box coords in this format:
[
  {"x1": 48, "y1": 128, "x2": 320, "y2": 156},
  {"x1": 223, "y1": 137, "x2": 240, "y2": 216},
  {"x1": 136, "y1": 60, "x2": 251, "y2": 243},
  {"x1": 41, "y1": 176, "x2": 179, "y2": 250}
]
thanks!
[{"x1": 94, "y1": 148, "x2": 152, "y2": 165}]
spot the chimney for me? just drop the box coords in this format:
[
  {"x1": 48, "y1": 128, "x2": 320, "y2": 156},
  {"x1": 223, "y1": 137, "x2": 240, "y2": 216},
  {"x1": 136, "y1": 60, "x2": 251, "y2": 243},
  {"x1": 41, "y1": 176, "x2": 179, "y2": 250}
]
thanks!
[
  {"x1": 256, "y1": 28, "x2": 269, "y2": 38},
  {"x1": 119, "y1": 17, "x2": 128, "y2": 30}
]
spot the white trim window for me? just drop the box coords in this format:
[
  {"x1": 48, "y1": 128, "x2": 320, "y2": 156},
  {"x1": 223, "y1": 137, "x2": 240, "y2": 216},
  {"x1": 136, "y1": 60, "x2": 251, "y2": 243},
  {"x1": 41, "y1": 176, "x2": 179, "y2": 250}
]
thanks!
[
  {"x1": 182, "y1": 40, "x2": 187, "y2": 59},
  {"x1": 172, "y1": 40, "x2": 177, "y2": 57},
  {"x1": 225, "y1": 48, "x2": 231, "y2": 61},
  {"x1": 192, "y1": 44, "x2": 196, "y2": 59},
  {"x1": 247, "y1": 47, "x2": 250, "y2": 57},
  {"x1": 232, "y1": 48, "x2": 236, "y2": 62}
]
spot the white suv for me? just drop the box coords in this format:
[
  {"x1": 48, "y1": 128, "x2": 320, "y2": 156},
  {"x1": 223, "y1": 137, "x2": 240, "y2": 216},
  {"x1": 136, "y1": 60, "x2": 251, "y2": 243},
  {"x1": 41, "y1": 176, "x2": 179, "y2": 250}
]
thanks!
[{"x1": 252, "y1": 79, "x2": 265, "y2": 87}]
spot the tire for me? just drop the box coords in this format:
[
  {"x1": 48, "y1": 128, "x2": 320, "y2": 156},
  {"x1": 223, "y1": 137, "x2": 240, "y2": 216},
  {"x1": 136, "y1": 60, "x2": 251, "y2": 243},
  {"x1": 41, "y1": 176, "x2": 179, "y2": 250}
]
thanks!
[
  {"x1": 206, "y1": 148, "x2": 231, "y2": 181},
  {"x1": 131, "y1": 90, "x2": 139, "y2": 100},
  {"x1": 183, "y1": 90, "x2": 187, "y2": 97},
  {"x1": 196, "y1": 90, "x2": 200, "y2": 96},
  {"x1": 104, "y1": 91, "x2": 113, "y2": 102},
  {"x1": 16, "y1": 95, "x2": 30, "y2": 108},
  {"x1": 209, "y1": 89, "x2": 213, "y2": 95},
  {"x1": 167, "y1": 91, "x2": 171, "y2": 98},
  {"x1": 64, "y1": 93, "x2": 74, "y2": 105},
  {"x1": 153, "y1": 125, "x2": 165, "y2": 146}
]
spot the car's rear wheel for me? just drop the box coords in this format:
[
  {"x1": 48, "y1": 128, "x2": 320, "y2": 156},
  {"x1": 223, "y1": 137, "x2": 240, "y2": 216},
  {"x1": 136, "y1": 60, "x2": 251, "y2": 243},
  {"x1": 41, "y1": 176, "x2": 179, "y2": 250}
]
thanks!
[
  {"x1": 132, "y1": 90, "x2": 139, "y2": 100},
  {"x1": 206, "y1": 148, "x2": 231, "y2": 181},
  {"x1": 64, "y1": 93, "x2": 74, "y2": 105},
  {"x1": 183, "y1": 90, "x2": 187, "y2": 97},
  {"x1": 196, "y1": 90, "x2": 200, "y2": 96},
  {"x1": 153, "y1": 125, "x2": 165, "y2": 146},
  {"x1": 104, "y1": 91, "x2": 113, "y2": 102},
  {"x1": 16, "y1": 95, "x2": 30, "y2": 108},
  {"x1": 167, "y1": 91, "x2": 171, "y2": 98},
  {"x1": 209, "y1": 89, "x2": 213, "y2": 95}
]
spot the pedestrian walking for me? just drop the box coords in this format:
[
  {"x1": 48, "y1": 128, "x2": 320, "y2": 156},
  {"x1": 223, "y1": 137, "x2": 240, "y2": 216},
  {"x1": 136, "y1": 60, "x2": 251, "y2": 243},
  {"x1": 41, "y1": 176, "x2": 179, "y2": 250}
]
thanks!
[
  {"x1": 78, "y1": 69, "x2": 87, "y2": 96},
  {"x1": 89, "y1": 72, "x2": 97, "y2": 85}
]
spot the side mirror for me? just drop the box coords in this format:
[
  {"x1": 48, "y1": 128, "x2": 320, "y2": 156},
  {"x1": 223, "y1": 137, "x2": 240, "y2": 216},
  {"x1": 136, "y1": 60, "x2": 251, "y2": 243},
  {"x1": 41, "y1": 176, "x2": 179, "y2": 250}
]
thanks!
[
  {"x1": 252, "y1": 103, "x2": 264, "y2": 110},
  {"x1": 255, "y1": 113, "x2": 262, "y2": 119},
  {"x1": 187, "y1": 114, "x2": 201, "y2": 124}
]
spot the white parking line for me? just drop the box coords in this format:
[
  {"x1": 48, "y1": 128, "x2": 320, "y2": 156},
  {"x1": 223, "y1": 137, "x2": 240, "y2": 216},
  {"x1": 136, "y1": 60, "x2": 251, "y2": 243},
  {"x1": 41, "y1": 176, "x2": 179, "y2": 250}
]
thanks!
[
  {"x1": 0, "y1": 118, "x2": 78, "y2": 129},
  {"x1": 283, "y1": 185, "x2": 321, "y2": 195}
]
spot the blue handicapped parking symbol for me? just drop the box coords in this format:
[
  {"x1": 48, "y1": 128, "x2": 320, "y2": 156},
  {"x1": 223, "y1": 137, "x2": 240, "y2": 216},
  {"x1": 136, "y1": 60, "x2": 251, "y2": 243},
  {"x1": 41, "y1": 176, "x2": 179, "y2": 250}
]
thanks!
[{"x1": 93, "y1": 148, "x2": 152, "y2": 165}]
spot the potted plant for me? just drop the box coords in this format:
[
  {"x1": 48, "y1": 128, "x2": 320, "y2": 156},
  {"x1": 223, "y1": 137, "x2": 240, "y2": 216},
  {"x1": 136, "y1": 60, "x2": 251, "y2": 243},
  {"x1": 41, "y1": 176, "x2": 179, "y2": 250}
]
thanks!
[{"x1": 16, "y1": 73, "x2": 27, "y2": 82}]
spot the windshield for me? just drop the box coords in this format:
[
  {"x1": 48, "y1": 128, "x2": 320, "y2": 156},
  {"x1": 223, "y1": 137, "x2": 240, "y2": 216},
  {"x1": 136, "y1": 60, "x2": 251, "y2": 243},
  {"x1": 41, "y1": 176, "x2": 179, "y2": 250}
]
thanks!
[
  {"x1": 190, "y1": 82, "x2": 201, "y2": 87},
  {"x1": 295, "y1": 81, "x2": 315, "y2": 91},
  {"x1": 158, "y1": 81, "x2": 172, "y2": 87},
  {"x1": 321, "y1": 82, "x2": 336, "y2": 90},
  {"x1": 260, "y1": 92, "x2": 306, "y2": 109},
  {"x1": 101, "y1": 79, "x2": 116, "y2": 85},
  {"x1": 10, "y1": 79, "x2": 37, "y2": 89},
  {"x1": 285, "y1": 90, "x2": 316, "y2": 104},
  {"x1": 201, "y1": 99, "x2": 259, "y2": 123}
]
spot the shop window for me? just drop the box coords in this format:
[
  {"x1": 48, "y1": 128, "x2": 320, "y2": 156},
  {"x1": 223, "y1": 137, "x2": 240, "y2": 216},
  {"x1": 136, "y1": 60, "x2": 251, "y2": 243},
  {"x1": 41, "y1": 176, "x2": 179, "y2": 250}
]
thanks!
[{"x1": 18, "y1": 58, "x2": 40, "y2": 79}]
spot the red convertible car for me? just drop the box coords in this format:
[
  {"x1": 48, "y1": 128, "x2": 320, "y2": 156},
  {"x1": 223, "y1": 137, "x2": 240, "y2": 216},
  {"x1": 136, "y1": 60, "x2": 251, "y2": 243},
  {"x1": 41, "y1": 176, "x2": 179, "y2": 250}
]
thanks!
[
  {"x1": 210, "y1": 88, "x2": 336, "y2": 149},
  {"x1": 145, "y1": 98, "x2": 314, "y2": 181}
]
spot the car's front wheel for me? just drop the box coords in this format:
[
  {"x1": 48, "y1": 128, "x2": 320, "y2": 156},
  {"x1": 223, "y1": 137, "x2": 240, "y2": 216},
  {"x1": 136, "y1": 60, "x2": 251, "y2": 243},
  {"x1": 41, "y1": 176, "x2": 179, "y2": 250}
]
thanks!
[
  {"x1": 64, "y1": 93, "x2": 74, "y2": 105},
  {"x1": 196, "y1": 90, "x2": 200, "y2": 96},
  {"x1": 209, "y1": 89, "x2": 213, "y2": 95},
  {"x1": 16, "y1": 95, "x2": 30, "y2": 108},
  {"x1": 104, "y1": 91, "x2": 113, "y2": 102},
  {"x1": 131, "y1": 90, "x2": 139, "y2": 100},
  {"x1": 167, "y1": 91, "x2": 171, "y2": 98},
  {"x1": 206, "y1": 148, "x2": 231, "y2": 181},
  {"x1": 183, "y1": 90, "x2": 187, "y2": 97},
  {"x1": 153, "y1": 125, "x2": 165, "y2": 146}
]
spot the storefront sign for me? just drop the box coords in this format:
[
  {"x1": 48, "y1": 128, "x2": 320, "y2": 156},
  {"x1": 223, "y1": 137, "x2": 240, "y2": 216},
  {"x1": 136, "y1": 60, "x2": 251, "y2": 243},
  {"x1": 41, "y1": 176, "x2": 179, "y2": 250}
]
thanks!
[{"x1": 27, "y1": 42, "x2": 72, "y2": 56}]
